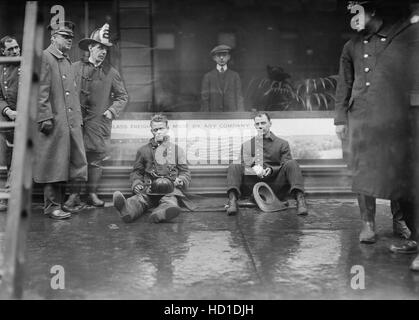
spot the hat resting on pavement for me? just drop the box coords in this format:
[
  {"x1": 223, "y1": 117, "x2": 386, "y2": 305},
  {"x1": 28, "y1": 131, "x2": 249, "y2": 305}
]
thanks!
[
  {"x1": 253, "y1": 182, "x2": 288, "y2": 212},
  {"x1": 79, "y1": 23, "x2": 113, "y2": 51}
]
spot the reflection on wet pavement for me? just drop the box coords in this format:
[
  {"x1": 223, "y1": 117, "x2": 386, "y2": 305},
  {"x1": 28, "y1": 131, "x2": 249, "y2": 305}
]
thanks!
[{"x1": 0, "y1": 197, "x2": 418, "y2": 299}]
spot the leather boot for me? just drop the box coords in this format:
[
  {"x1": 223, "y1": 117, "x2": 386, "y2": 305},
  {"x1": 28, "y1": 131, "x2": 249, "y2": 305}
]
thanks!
[
  {"x1": 149, "y1": 203, "x2": 181, "y2": 223},
  {"x1": 391, "y1": 200, "x2": 412, "y2": 239},
  {"x1": 113, "y1": 191, "x2": 144, "y2": 223},
  {"x1": 411, "y1": 253, "x2": 419, "y2": 271},
  {"x1": 63, "y1": 182, "x2": 85, "y2": 213},
  {"x1": 226, "y1": 190, "x2": 238, "y2": 216},
  {"x1": 358, "y1": 194, "x2": 376, "y2": 244},
  {"x1": 87, "y1": 167, "x2": 105, "y2": 207},
  {"x1": 294, "y1": 190, "x2": 308, "y2": 215}
]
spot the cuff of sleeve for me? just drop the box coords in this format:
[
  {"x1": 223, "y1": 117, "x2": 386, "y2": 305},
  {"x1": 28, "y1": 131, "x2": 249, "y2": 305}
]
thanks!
[
  {"x1": 108, "y1": 108, "x2": 117, "y2": 119},
  {"x1": 177, "y1": 176, "x2": 190, "y2": 189},
  {"x1": 37, "y1": 116, "x2": 53, "y2": 123},
  {"x1": 2, "y1": 106, "x2": 10, "y2": 117}
]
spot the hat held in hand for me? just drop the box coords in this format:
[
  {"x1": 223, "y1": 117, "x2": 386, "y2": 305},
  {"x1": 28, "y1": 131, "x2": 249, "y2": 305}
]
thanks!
[
  {"x1": 253, "y1": 182, "x2": 288, "y2": 212},
  {"x1": 146, "y1": 177, "x2": 175, "y2": 196},
  {"x1": 79, "y1": 23, "x2": 113, "y2": 51}
]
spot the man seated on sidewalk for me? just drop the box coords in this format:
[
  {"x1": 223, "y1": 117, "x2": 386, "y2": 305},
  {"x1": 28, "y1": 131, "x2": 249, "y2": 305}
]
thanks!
[
  {"x1": 225, "y1": 112, "x2": 308, "y2": 216},
  {"x1": 113, "y1": 113, "x2": 193, "y2": 223}
]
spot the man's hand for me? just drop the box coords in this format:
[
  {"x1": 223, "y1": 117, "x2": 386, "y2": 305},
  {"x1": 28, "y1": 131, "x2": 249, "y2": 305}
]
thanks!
[
  {"x1": 252, "y1": 164, "x2": 265, "y2": 178},
  {"x1": 133, "y1": 184, "x2": 144, "y2": 194},
  {"x1": 4, "y1": 108, "x2": 17, "y2": 121},
  {"x1": 174, "y1": 177, "x2": 184, "y2": 188},
  {"x1": 103, "y1": 110, "x2": 113, "y2": 120},
  {"x1": 39, "y1": 119, "x2": 54, "y2": 135},
  {"x1": 263, "y1": 167, "x2": 272, "y2": 177},
  {"x1": 335, "y1": 125, "x2": 348, "y2": 140}
]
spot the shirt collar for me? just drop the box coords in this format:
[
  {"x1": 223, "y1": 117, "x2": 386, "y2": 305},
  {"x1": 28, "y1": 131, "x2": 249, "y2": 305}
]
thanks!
[{"x1": 216, "y1": 64, "x2": 228, "y2": 72}]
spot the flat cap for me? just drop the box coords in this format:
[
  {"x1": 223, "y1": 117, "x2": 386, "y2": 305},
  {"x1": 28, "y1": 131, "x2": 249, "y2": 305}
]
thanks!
[
  {"x1": 47, "y1": 21, "x2": 75, "y2": 37},
  {"x1": 210, "y1": 44, "x2": 231, "y2": 55}
]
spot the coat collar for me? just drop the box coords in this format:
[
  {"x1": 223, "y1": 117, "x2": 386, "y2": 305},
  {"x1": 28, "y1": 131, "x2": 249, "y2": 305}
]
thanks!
[
  {"x1": 46, "y1": 44, "x2": 70, "y2": 61},
  {"x1": 149, "y1": 136, "x2": 170, "y2": 149}
]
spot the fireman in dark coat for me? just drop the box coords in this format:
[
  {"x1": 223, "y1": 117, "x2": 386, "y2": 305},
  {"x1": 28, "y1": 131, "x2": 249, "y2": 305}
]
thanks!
[
  {"x1": 0, "y1": 36, "x2": 20, "y2": 212},
  {"x1": 34, "y1": 22, "x2": 88, "y2": 219},
  {"x1": 335, "y1": 1, "x2": 414, "y2": 243},
  {"x1": 66, "y1": 23, "x2": 128, "y2": 208},
  {"x1": 113, "y1": 114, "x2": 193, "y2": 223}
]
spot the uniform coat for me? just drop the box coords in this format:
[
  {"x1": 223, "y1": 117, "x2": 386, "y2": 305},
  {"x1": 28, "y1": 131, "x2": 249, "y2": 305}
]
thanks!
[
  {"x1": 335, "y1": 17, "x2": 415, "y2": 199},
  {"x1": 34, "y1": 44, "x2": 87, "y2": 183},
  {"x1": 201, "y1": 68, "x2": 244, "y2": 112},
  {"x1": 73, "y1": 60, "x2": 128, "y2": 154},
  {"x1": 0, "y1": 63, "x2": 19, "y2": 140}
]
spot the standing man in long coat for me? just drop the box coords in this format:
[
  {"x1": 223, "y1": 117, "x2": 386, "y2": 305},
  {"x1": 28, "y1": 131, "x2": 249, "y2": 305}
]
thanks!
[
  {"x1": 34, "y1": 21, "x2": 87, "y2": 219},
  {"x1": 335, "y1": 1, "x2": 414, "y2": 244},
  {"x1": 0, "y1": 36, "x2": 20, "y2": 212},
  {"x1": 66, "y1": 23, "x2": 128, "y2": 208},
  {"x1": 201, "y1": 45, "x2": 244, "y2": 112}
]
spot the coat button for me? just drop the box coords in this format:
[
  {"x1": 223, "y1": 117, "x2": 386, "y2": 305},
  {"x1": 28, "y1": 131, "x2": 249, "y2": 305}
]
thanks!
[
  {"x1": 364, "y1": 54, "x2": 369, "y2": 58},
  {"x1": 380, "y1": 37, "x2": 386, "y2": 42},
  {"x1": 62, "y1": 75, "x2": 66, "y2": 79},
  {"x1": 65, "y1": 91, "x2": 70, "y2": 96},
  {"x1": 366, "y1": 82, "x2": 371, "y2": 86},
  {"x1": 363, "y1": 40, "x2": 368, "y2": 44},
  {"x1": 364, "y1": 67, "x2": 370, "y2": 72}
]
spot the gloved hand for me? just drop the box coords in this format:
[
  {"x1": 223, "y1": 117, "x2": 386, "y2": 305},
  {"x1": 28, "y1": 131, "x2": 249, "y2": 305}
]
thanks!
[{"x1": 39, "y1": 119, "x2": 54, "y2": 135}]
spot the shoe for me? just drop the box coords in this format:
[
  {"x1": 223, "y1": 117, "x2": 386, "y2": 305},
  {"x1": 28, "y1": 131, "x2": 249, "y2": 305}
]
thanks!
[
  {"x1": 359, "y1": 222, "x2": 376, "y2": 243},
  {"x1": 113, "y1": 191, "x2": 134, "y2": 223},
  {"x1": 411, "y1": 254, "x2": 419, "y2": 271},
  {"x1": 295, "y1": 191, "x2": 308, "y2": 215},
  {"x1": 0, "y1": 199, "x2": 7, "y2": 212},
  {"x1": 49, "y1": 208, "x2": 71, "y2": 220},
  {"x1": 226, "y1": 198, "x2": 238, "y2": 216},
  {"x1": 389, "y1": 240, "x2": 418, "y2": 254},
  {"x1": 149, "y1": 205, "x2": 181, "y2": 223},
  {"x1": 391, "y1": 200, "x2": 412, "y2": 239},
  {"x1": 87, "y1": 193, "x2": 105, "y2": 207},
  {"x1": 62, "y1": 193, "x2": 85, "y2": 213},
  {"x1": 358, "y1": 194, "x2": 376, "y2": 244}
]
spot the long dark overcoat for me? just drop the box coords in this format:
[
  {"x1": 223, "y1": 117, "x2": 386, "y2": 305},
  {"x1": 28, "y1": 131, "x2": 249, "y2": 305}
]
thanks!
[
  {"x1": 72, "y1": 60, "x2": 128, "y2": 154},
  {"x1": 201, "y1": 69, "x2": 244, "y2": 112},
  {"x1": 335, "y1": 17, "x2": 418, "y2": 200},
  {"x1": 34, "y1": 44, "x2": 87, "y2": 183}
]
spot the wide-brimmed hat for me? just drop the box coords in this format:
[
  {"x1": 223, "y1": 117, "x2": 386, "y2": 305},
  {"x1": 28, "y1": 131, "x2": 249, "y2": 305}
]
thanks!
[
  {"x1": 253, "y1": 182, "x2": 288, "y2": 212},
  {"x1": 47, "y1": 20, "x2": 75, "y2": 38},
  {"x1": 146, "y1": 177, "x2": 175, "y2": 196},
  {"x1": 78, "y1": 23, "x2": 113, "y2": 51}
]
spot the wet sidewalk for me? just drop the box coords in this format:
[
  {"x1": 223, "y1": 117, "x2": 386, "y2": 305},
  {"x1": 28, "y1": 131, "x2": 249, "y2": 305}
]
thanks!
[{"x1": 1, "y1": 197, "x2": 419, "y2": 299}]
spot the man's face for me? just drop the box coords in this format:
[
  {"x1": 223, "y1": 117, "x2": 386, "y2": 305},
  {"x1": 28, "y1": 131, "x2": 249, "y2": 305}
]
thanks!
[
  {"x1": 254, "y1": 115, "x2": 271, "y2": 136},
  {"x1": 52, "y1": 33, "x2": 73, "y2": 52},
  {"x1": 2, "y1": 40, "x2": 20, "y2": 57},
  {"x1": 213, "y1": 52, "x2": 230, "y2": 66},
  {"x1": 351, "y1": 10, "x2": 374, "y2": 32},
  {"x1": 151, "y1": 121, "x2": 169, "y2": 142},
  {"x1": 89, "y1": 43, "x2": 107, "y2": 64}
]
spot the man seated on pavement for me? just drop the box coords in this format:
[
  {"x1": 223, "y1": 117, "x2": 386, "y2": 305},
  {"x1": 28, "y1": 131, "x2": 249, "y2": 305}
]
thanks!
[
  {"x1": 225, "y1": 111, "x2": 308, "y2": 216},
  {"x1": 113, "y1": 113, "x2": 193, "y2": 223}
]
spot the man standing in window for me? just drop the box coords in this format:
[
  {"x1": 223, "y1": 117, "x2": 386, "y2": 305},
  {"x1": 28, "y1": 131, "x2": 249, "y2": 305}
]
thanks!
[
  {"x1": 34, "y1": 21, "x2": 88, "y2": 219},
  {"x1": 65, "y1": 23, "x2": 128, "y2": 210},
  {"x1": 201, "y1": 44, "x2": 244, "y2": 112},
  {"x1": 0, "y1": 36, "x2": 20, "y2": 212}
]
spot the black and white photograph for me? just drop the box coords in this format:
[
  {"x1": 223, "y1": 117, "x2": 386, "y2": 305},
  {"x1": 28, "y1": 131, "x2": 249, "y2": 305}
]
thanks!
[{"x1": 1, "y1": 0, "x2": 419, "y2": 305}]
